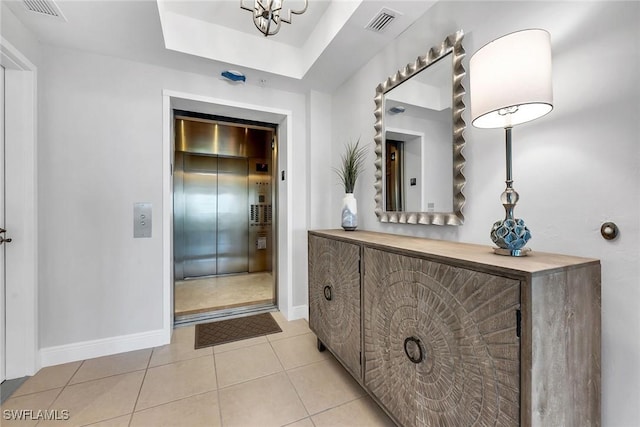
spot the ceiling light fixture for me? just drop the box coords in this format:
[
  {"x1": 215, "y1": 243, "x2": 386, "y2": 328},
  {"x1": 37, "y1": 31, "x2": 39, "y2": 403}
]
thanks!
[{"x1": 240, "y1": 0, "x2": 308, "y2": 37}]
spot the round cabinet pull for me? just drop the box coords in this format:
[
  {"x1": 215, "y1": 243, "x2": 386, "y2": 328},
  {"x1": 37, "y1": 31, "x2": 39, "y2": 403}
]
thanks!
[
  {"x1": 404, "y1": 337, "x2": 424, "y2": 364},
  {"x1": 323, "y1": 285, "x2": 333, "y2": 301}
]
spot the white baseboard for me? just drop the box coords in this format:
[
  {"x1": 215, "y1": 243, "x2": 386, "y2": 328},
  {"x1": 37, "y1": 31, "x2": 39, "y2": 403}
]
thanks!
[
  {"x1": 39, "y1": 328, "x2": 170, "y2": 368},
  {"x1": 289, "y1": 304, "x2": 308, "y2": 321}
]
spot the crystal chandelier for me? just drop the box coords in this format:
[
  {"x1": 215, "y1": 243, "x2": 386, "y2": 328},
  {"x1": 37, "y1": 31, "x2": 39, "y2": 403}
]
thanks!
[{"x1": 240, "y1": 0, "x2": 308, "y2": 37}]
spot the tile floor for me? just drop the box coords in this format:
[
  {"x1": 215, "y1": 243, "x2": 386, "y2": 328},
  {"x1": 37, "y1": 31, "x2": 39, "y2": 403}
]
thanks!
[
  {"x1": 175, "y1": 272, "x2": 275, "y2": 316},
  {"x1": 0, "y1": 312, "x2": 393, "y2": 427}
]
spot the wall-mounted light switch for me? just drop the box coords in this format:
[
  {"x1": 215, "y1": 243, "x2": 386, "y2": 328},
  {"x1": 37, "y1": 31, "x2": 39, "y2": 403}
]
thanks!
[{"x1": 134, "y1": 202, "x2": 152, "y2": 238}]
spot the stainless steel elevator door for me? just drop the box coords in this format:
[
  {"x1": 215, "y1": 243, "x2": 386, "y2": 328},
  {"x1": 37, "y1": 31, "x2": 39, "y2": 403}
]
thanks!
[
  {"x1": 177, "y1": 153, "x2": 249, "y2": 279},
  {"x1": 217, "y1": 157, "x2": 248, "y2": 274},
  {"x1": 182, "y1": 154, "x2": 218, "y2": 277}
]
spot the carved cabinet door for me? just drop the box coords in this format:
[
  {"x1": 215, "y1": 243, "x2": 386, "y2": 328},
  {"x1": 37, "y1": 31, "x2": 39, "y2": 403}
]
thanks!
[
  {"x1": 363, "y1": 248, "x2": 521, "y2": 426},
  {"x1": 308, "y1": 235, "x2": 361, "y2": 378}
]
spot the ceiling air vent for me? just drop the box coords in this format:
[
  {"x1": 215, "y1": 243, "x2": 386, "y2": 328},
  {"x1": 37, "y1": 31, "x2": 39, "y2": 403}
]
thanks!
[
  {"x1": 22, "y1": 0, "x2": 67, "y2": 21},
  {"x1": 365, "y1": 8, "x2": 399, "y2": 33}
]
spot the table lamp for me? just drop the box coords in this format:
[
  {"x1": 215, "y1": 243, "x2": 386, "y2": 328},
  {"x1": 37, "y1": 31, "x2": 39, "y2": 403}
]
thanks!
[{"x1": 470, "y1": 29, "x2": 553, "y2": 256}]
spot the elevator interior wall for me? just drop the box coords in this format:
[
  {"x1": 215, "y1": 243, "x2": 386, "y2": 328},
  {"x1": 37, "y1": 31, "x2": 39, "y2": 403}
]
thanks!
[{"x1": 173, "y1": 116, "x2": 274, "y2": 281}]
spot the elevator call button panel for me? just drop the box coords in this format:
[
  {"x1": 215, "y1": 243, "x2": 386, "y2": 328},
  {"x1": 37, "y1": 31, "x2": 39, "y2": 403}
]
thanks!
[{"x1": 134, "y1": 202, "x2": 152, "y2": 238}]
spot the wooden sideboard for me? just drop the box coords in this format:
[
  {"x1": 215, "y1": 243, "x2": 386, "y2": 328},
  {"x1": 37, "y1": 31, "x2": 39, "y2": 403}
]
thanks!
[{"x1": 308, "y1": 229, "x2": 601, "y2": 427}]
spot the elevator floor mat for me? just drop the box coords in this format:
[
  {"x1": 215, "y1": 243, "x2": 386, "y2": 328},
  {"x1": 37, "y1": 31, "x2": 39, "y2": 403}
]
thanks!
[{"x1": 194, "y1": 312, "x2": 282, "y2": 349}]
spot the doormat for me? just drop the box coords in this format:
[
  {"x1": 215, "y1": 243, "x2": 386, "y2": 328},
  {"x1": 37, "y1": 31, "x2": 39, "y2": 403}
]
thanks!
[{"x1": 195, "y1": 312, "x2": 282, "y2": 349}]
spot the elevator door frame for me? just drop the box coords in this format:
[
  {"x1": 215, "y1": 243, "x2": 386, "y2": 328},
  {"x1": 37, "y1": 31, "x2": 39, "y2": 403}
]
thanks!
[{"x1": 172, "y1": 114, "x2": 278, "y2": 324}]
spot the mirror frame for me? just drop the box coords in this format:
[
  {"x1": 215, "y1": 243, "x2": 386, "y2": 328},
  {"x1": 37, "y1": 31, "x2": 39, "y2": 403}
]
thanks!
[{"x1": 374, "y1": 30, "x2": 466, "y2": 225}]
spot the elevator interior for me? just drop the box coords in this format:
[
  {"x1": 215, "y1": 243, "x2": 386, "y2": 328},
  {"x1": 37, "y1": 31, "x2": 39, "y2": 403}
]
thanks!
[{"x1": 173, "y1": 113, "x2": 276, "y2": 321}]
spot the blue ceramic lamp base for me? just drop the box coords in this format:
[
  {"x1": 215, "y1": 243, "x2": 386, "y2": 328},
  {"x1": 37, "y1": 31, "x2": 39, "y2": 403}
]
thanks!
[
  {"x1": 493, "y1": 246, "x2": 531, "y2": 257},
  {"x1": 490, "y1": 217, "x2": 532, "y2": 257}
]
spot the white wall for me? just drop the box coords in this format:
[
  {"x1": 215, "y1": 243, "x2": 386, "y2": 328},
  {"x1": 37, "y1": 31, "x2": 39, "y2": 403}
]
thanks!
[
  {"x1": 330, "y1": 1, "x2": 639, "y2": 426},
  {"x1": 307, "y1": 90, "x2": 333, "y2": 231},
  {"x1": 37, "y1": 45, "x2": 309, "y2": 348},
  {"x1": 0, "y1": 3, "x2": 40, "y2": 67}
]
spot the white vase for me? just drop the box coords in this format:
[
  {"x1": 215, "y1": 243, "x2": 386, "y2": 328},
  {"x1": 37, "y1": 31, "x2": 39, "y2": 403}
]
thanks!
[{"x1": 341, "y1": 193, "x2": 358, "y2": 231}]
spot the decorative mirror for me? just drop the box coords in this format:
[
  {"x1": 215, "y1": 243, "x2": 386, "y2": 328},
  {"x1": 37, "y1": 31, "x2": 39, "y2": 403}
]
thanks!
[{"x1": 374, "y1": 30, "x2": 466, "y2": 225}]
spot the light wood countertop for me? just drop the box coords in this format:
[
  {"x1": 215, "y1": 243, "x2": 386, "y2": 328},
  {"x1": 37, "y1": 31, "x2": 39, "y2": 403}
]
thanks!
[{"x1": 309, "y1": 229, "x2": 599, "y2": 279}]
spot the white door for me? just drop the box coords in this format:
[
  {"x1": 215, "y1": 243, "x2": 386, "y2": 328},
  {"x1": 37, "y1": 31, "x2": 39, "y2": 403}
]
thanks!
[
  {"x1": 0, "y1": 39, "x2": 37, "y2": 379},
  {"x1": 0, "y1": 64, "x2": 6, "y2": 382}
]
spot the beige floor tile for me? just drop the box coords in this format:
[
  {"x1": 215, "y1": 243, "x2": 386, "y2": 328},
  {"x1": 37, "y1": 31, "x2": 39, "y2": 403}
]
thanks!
[
  {"x1": 38, "y1": 371, "x2": 145, "y2": 427},
  {"x1": 83, "y1": 414, "x2": 132, "y2": 427},
  {"x1": 212, "y1": 335, "x2": 268, "y2": 354},
  {"x1": 218, "y1": 372, "x2": 308, "y2": 427},
  {"x1": 283, "y1": 418, "x2": 315, "y2": 427},
  {"x1": 149, "y1": 326, "x2": 213, "y2": 367},
  {"x1": 130, "y1": 391, "x2": 221, "y2": 427},
  {"x1": 136, "y1": 356, "x2": 216, "y2": 411},
  {"x1": 215, "y1": 342, "x2": 283, "y2": 388},
  {"x1": 0, "y1": 388, "x2": 62, "y2": 427},
  {"x1": 287, "y1": 358, "x2": 366, "y2": 415},
  {"x1": 311, "y1": 397, "x2": 394, "y2": 427},
  {"x1": 12, "y1": 362, "x2": 81, "y2": 397},
  {"x1": 171, "y1": 325, "x2": 195, "y2": 345},
  {"x1": 271, "y1": 332, "x2": 331, "y2": 370},
  {"x1": 175, "y1": 272, "x2": 274, "y2": 315},
  {"x1": 268, "y1": 312, "x2": 311, "y2": 342},
  {"x1": 69, "y1": 349, "x2": 151, "y2": 384}
]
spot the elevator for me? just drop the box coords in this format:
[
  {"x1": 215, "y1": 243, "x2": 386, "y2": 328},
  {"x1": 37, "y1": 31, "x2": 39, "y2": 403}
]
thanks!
[{"x1": 173, "y1": 113, "x2": 276, "y2": 320}]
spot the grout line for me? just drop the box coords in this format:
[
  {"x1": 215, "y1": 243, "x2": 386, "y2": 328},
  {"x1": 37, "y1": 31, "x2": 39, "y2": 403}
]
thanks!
[
  {"x1": 266, "y1": 326, "x2": 312, "y2": 343},
  {"x1": 267, "y1": 336, "x2": 286, "y2": 373},
  {"x1": 283, "y1": 367, "x2": 311, "y2": 418},
  {"x1": 35, "y1": 359, "x2": 86, "y2": 425},
  {"x1": 125, "y1": 411, "x2": 134, "y2": 427},
  {"x1": 64, "y1": 368, "x2": 148, "y2": 387},
  {"x1": 66, "y1": 360, "x2": 85, "y2": 387},
  {"x1": 282, "y1": 416, "x2": 315, "y2": 427},
  {"x1": 5, "y1": 384, "x2": 62, "y2": 399},
  {"x1": 126, "y1": 389, "x2": 217, "y2": 415},
  {"x1": 307, "y1": 395, "x2": 368, "y2": 418},
  {"x1": 147, "y1": 352, "x2": 214, "y2": 369},
  {"x1": 78, "y1": 413, "x2": 131, "y2": 427},
  {"x1": 216, "y1": 369, "x2": 284, "y2": 392},
  {"x1": 212, "y1": 348, "x2": 224, "y2": 427},
  {"x1": 128, "y1": 355, "x2": 152, "y2": 426},
  {"x1": 57, "y1": 348, "x2": 155, "y2": 388},
  {"x1": 212, "y1": 336, "x2": 271, "y2": 355}
]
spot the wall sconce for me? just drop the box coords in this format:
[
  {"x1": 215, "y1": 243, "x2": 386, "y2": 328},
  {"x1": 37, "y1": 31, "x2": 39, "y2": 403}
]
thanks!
[
  {"x1": 470, "y1": 29, "x2": 553, "y2": 256},
  {"x1": 240, "y1": 0, "x2": 308, "y2": 37}
]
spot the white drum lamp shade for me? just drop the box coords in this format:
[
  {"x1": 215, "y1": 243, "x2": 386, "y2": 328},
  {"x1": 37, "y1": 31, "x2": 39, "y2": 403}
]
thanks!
[{"x1": 470, "y1": 29, "x2": 553, "y2": 129}]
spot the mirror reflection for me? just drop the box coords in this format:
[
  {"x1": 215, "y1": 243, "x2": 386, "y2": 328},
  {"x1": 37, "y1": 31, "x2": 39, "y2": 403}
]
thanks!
[
  {"x1": 384, "y1": 53, "x2": 453, "y2": 213},
  {"x1": 374, "y1": 30, "x2": 466, "y2": 225}
]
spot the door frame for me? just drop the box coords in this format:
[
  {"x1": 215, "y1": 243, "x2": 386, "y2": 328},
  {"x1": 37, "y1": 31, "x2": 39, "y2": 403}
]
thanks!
[
  {"x1": 0, "y1": 37, "x2": 39, "y2": 378},
  {"x1": 162, "y1": 90, "x2": 294, "y2": 339},
  {"x1": 1, "y1": 61, "x2": 4, "y2": 383}
]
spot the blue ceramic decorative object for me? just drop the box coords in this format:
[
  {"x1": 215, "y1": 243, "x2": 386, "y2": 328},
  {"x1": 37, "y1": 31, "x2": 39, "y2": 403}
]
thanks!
[{"x1": 490, "y1": 218, "x2": 531, "y2": 251}]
